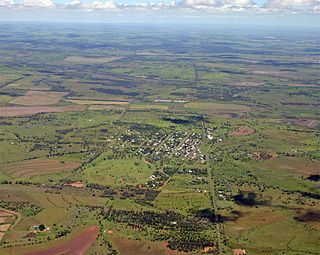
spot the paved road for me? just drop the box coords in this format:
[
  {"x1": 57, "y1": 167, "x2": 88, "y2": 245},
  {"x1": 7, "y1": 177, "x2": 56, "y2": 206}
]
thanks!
[{"x1": 203, "y1": 122, "x2": 223, "y2": 255}]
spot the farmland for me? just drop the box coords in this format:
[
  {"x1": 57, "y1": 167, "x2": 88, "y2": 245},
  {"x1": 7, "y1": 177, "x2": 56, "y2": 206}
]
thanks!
[{"x1": 0, "y1": 23, "x2": 319, "y2": 255}]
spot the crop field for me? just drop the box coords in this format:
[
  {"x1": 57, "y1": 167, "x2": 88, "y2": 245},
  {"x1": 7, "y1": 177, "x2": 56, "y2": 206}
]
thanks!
[
  {"x1": 0, "y1": 23, "x2": 319, "y2": 255},
  {"x1": 10, "y1": 90, "x2": 68, "y2": 106},
  {"x1": 1, "y1": 159, "x2": 82, "y2": 178}
]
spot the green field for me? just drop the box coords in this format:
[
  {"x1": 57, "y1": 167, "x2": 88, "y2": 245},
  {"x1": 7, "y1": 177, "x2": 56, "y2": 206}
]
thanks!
[{"x1": 0, "y1": 23, "x2": 319, "y2": 255}]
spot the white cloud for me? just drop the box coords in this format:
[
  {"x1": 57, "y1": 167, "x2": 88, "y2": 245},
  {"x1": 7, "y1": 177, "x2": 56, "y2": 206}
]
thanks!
[
  {"x1": 263, "y1": 0, "x2": 319, "y2": 9},
  {"x1": 220, "y1": 0, "x2": 256, "y2": 6},
  {"x1": 0, "y1": 0, "x2": 319, "y2": 14},
  {"x1": 23, "y1": 0, "x2": 54, "y2": 7},
  {"x1": 65, "y1": 0, "x2": 118, "y2": 11},
  {"x1": 0, "y1": 0, "x2": 14, "y2": 6}
]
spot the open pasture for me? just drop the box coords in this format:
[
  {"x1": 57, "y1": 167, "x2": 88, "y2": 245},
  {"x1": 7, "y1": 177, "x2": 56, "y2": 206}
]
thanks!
[
  {"x1": 223, "y1": 209, "x2": 284, "y2": 232},
  {"x1": 155, "y1": 191, "x2": 211, "y2": 215},
  {"x1": 1, "y1": 159, "x2": 81, "y2": 178},
  {"x1": 112, "y1": 238, "x2": 188, "y2": 255},
  {"x1": 85, "y1": 157, "x2": 156, "y2": 185},
  {"x1": 10, "y1": 90, "x2": 68, "y2": 106},
  {"x1": 257, "y1": 157, "x2": 320, "y2": 177}
]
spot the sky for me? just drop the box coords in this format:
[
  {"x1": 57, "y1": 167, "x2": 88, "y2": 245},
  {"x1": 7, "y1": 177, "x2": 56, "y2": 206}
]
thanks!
[{"x1": 0, "y1": 0, "x2": 319, "y2": 26}]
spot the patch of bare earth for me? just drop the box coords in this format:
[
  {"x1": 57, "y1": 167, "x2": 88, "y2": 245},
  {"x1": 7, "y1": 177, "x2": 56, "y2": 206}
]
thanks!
[
  {"x1": 64, "y1": 182, "x2": 84, "y2": 188},
  {"x1": 230, "y1": 126, "x2": 254, "y2": 136},
  {"x1": 0, "y1": 105, "x2": 85, "y2": 117},
  {"x1": 233, "y1": 249, "x2": 246, "y2": 254}
]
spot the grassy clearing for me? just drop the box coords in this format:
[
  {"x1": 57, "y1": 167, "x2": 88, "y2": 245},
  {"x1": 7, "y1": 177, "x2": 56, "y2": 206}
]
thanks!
[
  {"x1": 184, "y1": 102, "x2": 250, "y2": 112},
  {"x1": 155, "y1": 191, "x2": 211, "y2": 215},
  {"x1": 84, "y1": 157, "x2": 156, "y2": 185}
]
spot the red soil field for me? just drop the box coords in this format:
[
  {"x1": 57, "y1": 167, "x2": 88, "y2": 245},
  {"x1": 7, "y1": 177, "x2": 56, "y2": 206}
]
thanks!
[
  {"x1": 230, "y1": 126, "x2": 255, "y2": 136},
  {"x1": 24, "y1": 226, "x2": 99, "y2": 255}
]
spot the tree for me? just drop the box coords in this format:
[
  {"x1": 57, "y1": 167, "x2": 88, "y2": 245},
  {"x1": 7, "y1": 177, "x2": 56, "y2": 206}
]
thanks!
[{"x1": 39, "y1": 224, "x2": 45, "y2": 231}]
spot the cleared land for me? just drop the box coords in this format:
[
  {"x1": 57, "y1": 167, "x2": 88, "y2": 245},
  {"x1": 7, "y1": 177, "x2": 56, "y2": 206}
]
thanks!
[
  {"x1": 24, "y1": 226, "x2": 99, "y2": 255},
  {"x1": 112, "y1": 238, "x2": 187, "y2": 255},
  {"x1": 0, "y1": 105, "x2": 85, "y2": 117},
  {"x1": 1, "y1": 159, "x2": 82, "y2": 178},
  {"x1": 0, "y1": 224, "x2": 11, "y2": 231},
  {"x1": 10, "y1": 90, "x2": 68, "y2": 106}
]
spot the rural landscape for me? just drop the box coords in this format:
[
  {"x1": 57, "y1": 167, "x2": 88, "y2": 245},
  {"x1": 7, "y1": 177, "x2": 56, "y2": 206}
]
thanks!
[{"x1": 0, "y1": 23, "x2": 319, "y2": 254}]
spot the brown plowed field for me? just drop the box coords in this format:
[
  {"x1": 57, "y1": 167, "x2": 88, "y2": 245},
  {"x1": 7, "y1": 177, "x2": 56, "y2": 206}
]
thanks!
[
  {"x1": 2, "y1": 159, "x2": 81, "y2": 178},
  {"x1": 25, "y1": 226, "x2": 99, "y2": 255},
  {"x1": 230, "y1": 126, "x2": 254, "y2": 136},
  {"x1": 0, "y1": 105, "x2": 85, "y2": 117}
]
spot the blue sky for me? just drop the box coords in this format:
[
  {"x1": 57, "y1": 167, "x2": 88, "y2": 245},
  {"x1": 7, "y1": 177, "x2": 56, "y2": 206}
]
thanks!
[{"x1": 0, "y1": 0, "x2": 319, "y2": 26}]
